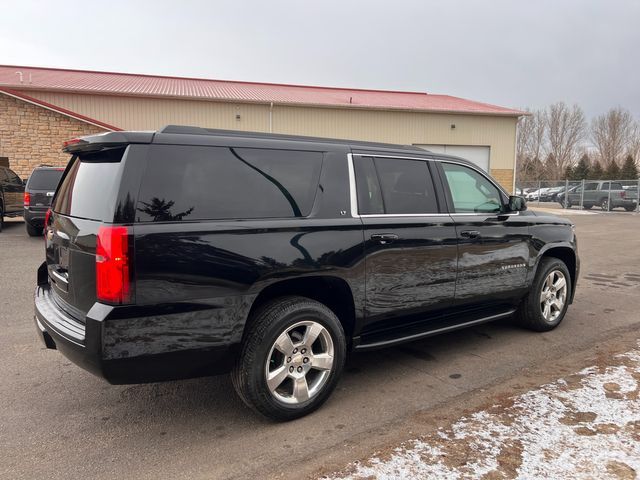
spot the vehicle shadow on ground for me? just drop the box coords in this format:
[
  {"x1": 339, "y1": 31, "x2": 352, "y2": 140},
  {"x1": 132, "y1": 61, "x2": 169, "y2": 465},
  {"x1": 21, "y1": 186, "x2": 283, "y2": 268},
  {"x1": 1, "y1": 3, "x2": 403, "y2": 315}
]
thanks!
[{"x1": 53, "y1": 318, "x2": 525, "y2": 433}]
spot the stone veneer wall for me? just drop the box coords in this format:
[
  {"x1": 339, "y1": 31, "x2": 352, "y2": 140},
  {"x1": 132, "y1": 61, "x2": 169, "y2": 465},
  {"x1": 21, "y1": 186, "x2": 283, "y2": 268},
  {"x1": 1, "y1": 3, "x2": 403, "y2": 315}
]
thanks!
[
  {"x1": 490, "y1": 168, "x2": 515, "y2": 193},
  {"x1": 0, "y1": 94, "x2": 106, "y2": 178}
]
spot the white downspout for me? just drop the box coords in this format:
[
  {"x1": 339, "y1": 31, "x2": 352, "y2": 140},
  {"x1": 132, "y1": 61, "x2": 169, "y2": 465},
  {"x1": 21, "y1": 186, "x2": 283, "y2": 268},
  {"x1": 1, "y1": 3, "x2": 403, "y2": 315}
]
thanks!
[{"x1": 269, "y1": 102, "x2": 273, "y2": 133}]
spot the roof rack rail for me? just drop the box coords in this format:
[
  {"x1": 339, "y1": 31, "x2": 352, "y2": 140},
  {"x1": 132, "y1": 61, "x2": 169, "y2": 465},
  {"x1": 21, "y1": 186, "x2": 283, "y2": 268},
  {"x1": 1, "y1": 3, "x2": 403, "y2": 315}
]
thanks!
[{"x1": 157, "y1": 125, "x2": 426, "y2": 152}]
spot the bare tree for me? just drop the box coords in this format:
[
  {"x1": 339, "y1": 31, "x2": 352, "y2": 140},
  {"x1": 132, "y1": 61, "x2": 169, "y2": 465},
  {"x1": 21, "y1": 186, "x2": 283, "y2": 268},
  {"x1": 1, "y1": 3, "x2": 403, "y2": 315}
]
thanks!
[
  {"x1": 545, "y1": 102, "x2": 586, "y2": 179},
  {"x1": 516, "y1": 109, "x2": 547, "y2": 183},
  {"x1": 591, "y1": 107, "x2": 636, "y2": 166},
  {"x1": 628, "y1": 123, "x2": 640, "y2": 164}
]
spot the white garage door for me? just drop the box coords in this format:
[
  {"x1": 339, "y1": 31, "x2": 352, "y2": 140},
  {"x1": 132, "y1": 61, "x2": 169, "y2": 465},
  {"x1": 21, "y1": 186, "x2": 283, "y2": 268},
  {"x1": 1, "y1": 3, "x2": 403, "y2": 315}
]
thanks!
[{"x1": 414, "y1": 145, "x2": 490, "y2": 172}]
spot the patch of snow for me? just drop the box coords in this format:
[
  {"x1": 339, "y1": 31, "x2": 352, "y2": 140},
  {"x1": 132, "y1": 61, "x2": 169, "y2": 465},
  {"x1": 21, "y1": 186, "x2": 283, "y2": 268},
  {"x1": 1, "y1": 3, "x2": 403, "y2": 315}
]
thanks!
[{"x1": 327, "y1": 345, "x2": 640, "y2": 479}]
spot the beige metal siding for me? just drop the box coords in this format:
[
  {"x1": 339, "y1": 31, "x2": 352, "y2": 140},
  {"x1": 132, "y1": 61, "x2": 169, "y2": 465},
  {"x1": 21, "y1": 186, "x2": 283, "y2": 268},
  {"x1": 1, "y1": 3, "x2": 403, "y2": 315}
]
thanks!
[{"x1": 21, "y1": 90, "x2": 517, "y2": 170}]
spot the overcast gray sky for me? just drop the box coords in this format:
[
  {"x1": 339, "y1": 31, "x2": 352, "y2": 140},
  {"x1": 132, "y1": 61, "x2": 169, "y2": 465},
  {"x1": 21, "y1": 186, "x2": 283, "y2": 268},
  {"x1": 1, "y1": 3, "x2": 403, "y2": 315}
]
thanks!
[{"x1": 1, "y1": 0, "x2": 638, "y2": 119}]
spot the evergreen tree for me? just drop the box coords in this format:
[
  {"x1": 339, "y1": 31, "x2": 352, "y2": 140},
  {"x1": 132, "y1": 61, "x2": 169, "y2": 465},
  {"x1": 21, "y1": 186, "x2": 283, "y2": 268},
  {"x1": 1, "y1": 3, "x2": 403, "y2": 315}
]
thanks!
[
  {"x1": 563, "y1": 165, "x2": 574, "y2": 180},
  {"x1": 572, "y1": 154, "x2": 591, "y2": 180},
  {"x1": 589, "y1": 162, "x2": 605, "y2": 180},
  {"x1": 620, "y1": 155, "x2": 639, "y2": 180},
  {"x1": 604, "y1": 161, "x2": 621, "y2": 180}
]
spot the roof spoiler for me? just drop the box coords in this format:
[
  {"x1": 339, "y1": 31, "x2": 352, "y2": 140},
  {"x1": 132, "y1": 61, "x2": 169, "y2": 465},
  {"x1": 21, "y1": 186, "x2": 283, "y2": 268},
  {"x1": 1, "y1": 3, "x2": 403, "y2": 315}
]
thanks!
[{"x1": 62, "y1": 131, "x2": 155, "y2": 153}]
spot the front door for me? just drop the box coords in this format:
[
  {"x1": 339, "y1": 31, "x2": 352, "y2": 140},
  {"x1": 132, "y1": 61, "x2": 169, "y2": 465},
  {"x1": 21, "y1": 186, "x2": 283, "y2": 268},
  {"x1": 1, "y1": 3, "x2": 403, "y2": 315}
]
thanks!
[
  {"x1": 353, "y1": 154, "x2": 458, "y2": 335},
  {"x1": 437, "y1": 161, "x2": 531, "y2": 308}
]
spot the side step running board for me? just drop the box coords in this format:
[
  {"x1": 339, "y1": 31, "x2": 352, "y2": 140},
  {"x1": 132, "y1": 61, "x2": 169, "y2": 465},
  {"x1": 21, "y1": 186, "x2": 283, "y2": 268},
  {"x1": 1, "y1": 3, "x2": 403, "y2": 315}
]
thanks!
[{"x1": 354, "y1": 309, "x2": 516, "y2": 351}]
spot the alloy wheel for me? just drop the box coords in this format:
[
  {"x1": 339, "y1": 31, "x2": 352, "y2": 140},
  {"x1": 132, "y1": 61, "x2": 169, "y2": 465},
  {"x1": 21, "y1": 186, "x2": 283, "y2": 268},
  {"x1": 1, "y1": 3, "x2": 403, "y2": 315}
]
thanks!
[
  {"x1": 539, "y1": 270, "x2": 567, "y2": 323},
  {"x1": 265, "y1": 320, "x2": 334, "y2": 405}
]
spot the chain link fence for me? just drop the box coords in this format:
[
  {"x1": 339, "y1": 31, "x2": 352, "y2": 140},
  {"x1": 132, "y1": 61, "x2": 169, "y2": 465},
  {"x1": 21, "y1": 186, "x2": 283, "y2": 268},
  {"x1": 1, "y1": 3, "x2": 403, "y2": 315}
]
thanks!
[{"x1": 516, "y1": 179, "x2": 640, "y2": 212}]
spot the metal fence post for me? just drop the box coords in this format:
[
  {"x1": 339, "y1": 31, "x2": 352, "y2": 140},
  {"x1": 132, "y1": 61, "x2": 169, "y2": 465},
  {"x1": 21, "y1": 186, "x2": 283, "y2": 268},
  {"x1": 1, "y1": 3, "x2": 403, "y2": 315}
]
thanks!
[
  {"x1": 637, "y1": 178, "x2": 640, "y2": 214},
  {"x1": 580, "y1": 179, "x2": 585, "y2": 210},
  {"x1": 537, "y1": 180, "x2": 541, "y2": 207},
  {"x1": 606, "y1": 181, "x2": 612, "y2": 212},
  {"x1": 564, "y1": 178, "x2": 569, "y2": 209}
]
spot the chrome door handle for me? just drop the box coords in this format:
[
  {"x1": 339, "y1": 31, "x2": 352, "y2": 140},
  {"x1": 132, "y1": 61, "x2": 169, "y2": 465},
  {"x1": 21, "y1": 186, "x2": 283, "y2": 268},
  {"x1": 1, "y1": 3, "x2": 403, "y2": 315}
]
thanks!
[{"x1": 371, "y1": 233, "x2": 398, "y2": 245}]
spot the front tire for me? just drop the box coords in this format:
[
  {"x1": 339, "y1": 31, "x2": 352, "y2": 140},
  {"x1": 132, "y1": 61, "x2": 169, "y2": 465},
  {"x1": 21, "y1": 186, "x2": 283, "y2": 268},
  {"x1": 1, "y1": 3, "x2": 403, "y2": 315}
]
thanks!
[
  {"x1": 232, "y1": 296, "x2": 346, "y2": 421},
  {"x1": 516, "y1": 257, "x2": 571, "y2": 332}
]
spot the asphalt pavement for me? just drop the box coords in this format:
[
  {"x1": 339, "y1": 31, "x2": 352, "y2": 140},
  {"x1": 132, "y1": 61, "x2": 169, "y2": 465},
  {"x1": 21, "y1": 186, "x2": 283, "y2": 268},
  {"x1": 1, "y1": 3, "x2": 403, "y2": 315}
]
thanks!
[{"x1": 1, "y1": 211, "x2": 639, "y2": 480}]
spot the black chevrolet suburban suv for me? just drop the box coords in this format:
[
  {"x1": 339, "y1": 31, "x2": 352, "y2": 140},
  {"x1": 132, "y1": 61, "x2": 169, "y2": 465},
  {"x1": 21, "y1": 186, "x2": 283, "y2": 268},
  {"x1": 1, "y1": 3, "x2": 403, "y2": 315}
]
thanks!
[{"x1": 35, "y1": 126, "x2": 579, "y2": 420}]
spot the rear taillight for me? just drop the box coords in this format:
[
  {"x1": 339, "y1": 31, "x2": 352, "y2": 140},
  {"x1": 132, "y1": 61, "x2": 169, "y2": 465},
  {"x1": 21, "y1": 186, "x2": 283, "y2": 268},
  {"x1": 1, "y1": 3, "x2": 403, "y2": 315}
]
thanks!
[
  {"x1": 96, "y1": 226, "x2": 133, "y2": 304},
  {"x1": 620, "y1": 191, "x2": 626, "y2": 198},
  {"x1": 44, "y1": 209, "x2": 51, "y2": 236},
  {"x1": 24, "y1": 192, "x2": 31, "y2": 207}
]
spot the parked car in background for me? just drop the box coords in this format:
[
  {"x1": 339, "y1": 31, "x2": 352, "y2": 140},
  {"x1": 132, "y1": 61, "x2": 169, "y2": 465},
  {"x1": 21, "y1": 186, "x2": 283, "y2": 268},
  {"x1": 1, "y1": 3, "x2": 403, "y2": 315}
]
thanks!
[
  {"x1": 0, "y1": 165, "x2": 26, "y2": 232},
  {"x1": 546, "y1": 186, "x2": 567, "y2": 202},
  {"x1": 35, "y1": 126, "x2": 579, "y2": 421},
  {"x1": 559, "y1": 181, "x2": 638, "y2": 210},
  {"x1": 24, "y1": 166, "x2": 65, "y2": 236}
]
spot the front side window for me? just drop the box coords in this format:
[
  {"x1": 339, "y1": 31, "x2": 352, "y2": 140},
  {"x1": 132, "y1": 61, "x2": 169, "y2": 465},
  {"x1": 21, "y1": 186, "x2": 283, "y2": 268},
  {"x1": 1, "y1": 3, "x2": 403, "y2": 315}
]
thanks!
[
  {"x1": 137, "y1": 146, "x2": 323, "y2": 222},
  {"x1": 441, "y1": 162, "x2": 503, "y2": 213}
]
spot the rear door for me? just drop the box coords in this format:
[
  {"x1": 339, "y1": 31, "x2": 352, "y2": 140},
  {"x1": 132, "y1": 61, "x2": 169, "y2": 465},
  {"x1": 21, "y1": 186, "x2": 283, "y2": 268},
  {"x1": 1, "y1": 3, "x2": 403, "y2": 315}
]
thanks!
[
  {"x1": 2, "y1": 167, "x2": 24, "y2": 213},
  {"x1": 436, "y1": 160, "x2": 531, "y2": 308},
  {"x1": 353, "y1": 154, "x2": 458, "y2": 336}
]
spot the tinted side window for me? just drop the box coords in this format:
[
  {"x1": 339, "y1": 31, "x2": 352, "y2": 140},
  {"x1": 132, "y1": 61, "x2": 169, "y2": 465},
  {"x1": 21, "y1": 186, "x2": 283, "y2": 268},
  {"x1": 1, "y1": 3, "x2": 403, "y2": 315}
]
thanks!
[
  {"x1": 137, "y1": 146, "x2": 323, "y2": 222},
  {"x1": 353, "y1": 156, "x2": 384, "y2": 214},
  {"x1": 374, "y1": 157, "x2": 438, "y2": 214},
  {"x1": 585, "y1": 183, "x2": 598, "y2": 191},
  {"x1": 0, "y1": 168, "x2": 6, "y2": 181},
  {"x1": 5, "y1": 169, "x2": 21, "y2": 183},
  {"x1": 441, "y1": 162, "x2": 503, "y2": 213}
]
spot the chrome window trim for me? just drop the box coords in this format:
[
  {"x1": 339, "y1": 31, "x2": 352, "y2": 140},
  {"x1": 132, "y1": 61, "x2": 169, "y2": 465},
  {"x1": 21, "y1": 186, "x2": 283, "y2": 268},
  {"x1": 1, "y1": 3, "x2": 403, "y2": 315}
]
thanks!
[
  {"x1": 346, "y1": 153, "x2": 359, "y2": 218},
  {"x1": 348, "y1": 153, "x2": 518, "y2": 218},
  {"x1": 360, "y1": 213, "x2": 452, "y2": 218}
]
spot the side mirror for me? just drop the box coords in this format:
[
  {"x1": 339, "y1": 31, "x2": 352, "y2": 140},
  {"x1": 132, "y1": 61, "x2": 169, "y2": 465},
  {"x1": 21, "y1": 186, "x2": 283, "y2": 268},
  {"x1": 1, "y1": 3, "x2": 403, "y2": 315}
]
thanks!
[{"x1": 508, "y1": 195, "x2": 527, "y2": 212}]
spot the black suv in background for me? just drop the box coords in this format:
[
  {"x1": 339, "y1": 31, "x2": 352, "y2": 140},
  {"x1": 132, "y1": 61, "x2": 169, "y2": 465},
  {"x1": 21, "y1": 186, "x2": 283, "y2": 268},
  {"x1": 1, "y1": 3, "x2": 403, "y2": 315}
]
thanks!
[
  {"x1": 24, "y1": 166, "x2": 65, "y2": 236},
  {"x1": 34, "y1": 126, "x2": 579, "y2": 420},
  {"x1": 0, "y1": 165, "x2": 25, "y2": 232}
]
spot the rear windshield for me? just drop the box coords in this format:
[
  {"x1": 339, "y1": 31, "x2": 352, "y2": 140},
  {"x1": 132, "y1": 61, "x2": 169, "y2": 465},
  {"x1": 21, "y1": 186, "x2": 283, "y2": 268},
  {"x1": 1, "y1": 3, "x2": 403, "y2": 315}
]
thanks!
[
  {"x1": 27, "y1": 169, "x2": 64, "y2": 190},
  {"x1": 52, "y1": 147, "x2": 126, "y2": 220}
]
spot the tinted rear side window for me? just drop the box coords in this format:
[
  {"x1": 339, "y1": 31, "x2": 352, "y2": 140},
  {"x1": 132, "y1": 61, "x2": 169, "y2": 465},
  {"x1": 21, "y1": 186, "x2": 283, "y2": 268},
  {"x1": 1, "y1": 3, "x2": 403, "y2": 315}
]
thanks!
[
  {"x1": 27, "y1": 169, "x2": 65, "y2": 190},
  {"x1": 374, "y1": 157, "x2": 438, "y2": 214},
  {"x1": 136, "y1": 145, "x2": 323, "y2": 222},
  {"x1": 53, "y1": 147, "x2": 126, "y2": 220}
]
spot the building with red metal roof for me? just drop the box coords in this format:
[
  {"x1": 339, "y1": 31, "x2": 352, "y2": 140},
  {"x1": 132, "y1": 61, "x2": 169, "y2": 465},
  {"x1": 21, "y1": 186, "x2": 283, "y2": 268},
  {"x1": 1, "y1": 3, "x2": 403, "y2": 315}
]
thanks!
[{"x1": 0, "y1": 65, "x2": 523, "y2": 188}]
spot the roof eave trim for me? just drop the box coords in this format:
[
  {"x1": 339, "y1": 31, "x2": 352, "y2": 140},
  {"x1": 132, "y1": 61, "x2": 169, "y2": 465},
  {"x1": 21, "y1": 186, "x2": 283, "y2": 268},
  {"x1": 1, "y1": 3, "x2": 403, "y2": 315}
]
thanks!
[
  {"x1": 0, "y1": 87, "x2": 122, "y2": 131},
  {"x1": 4, "y1": 86, "x2": 526, "y2": 117}
]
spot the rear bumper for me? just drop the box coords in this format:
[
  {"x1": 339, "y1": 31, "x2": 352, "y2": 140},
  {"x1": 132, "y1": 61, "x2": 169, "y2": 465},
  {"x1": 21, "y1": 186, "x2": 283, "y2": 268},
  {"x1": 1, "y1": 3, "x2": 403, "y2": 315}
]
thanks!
[
  {"x1": 34, "y1": 264, "x2": 238, "y2": 384},
  {"x1": 24, "y1": 208, "x2": 47, "y2": 226}
]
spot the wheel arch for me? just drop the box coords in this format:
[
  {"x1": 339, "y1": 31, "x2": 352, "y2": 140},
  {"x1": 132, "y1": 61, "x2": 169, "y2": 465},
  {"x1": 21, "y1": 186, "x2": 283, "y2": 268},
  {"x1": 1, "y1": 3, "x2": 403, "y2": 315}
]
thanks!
[
  {"x1": 536, "y1": 245, "x2": 578, "y2": 303},
  {"x1": 245, "y1": 275, "x2": 357, "y2": 343}
]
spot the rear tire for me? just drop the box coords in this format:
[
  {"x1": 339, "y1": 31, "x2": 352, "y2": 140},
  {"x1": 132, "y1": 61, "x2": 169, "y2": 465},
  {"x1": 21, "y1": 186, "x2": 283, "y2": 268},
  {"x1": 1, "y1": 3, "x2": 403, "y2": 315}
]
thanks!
[
  {"x1": 26, "y1": 222, "x2": 41, "y2": 237},
  {"x1": 583, "y1": 204, "x2": 593, "y2": 210},
  {"x1": 625, "y1": 206, "x2": 635, "y2": 212},
  {"x1": 231, "y1": 296, "x2": 346, "y2": 421},
  {"x1": 515, "y1": 257, "x2": 571, "y2": 332},
  {"x1": 600, "y1": 198, "x2": 609, "y2": 211}
]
